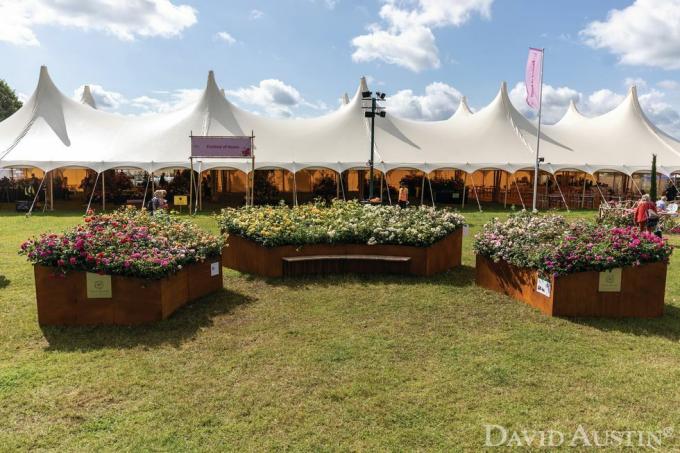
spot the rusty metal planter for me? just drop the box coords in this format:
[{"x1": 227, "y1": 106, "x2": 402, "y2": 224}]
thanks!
[
  {"x1": 222, "y1": 229, "x2": 463, "y2": 278},
  {"x1": 34, "y1": 256, "x2": 223, "y2": 326},
  {"x1": 475, "y1": 254, "x2": 667, "y2": 318}
]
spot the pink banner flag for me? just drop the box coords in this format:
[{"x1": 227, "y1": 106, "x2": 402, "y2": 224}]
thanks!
[
  {"x1": 191, "y1": 136, "x2": 252, "y2": 158},
  {"x1": 525, "y1": 47, "x2": 543, "y2": 110}
]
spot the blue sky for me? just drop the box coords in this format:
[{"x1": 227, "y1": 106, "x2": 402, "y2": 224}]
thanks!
[{"x1": 2, "y1": 0, "x2": 680, "y2": 135}]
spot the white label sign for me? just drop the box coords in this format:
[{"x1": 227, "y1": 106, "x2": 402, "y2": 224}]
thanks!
[
  {"x1": 86, "y1": 273, "x2": 112, "y2": 299},
  {"x1": 598, "y1": 268, "x2": 622, "y2": 292},
  {"x1": 210, "y1": 262, "x2": 220, "y2": 277},
  {"x1": 536, "y1": 277, "x2": 551, "y2": 297}
]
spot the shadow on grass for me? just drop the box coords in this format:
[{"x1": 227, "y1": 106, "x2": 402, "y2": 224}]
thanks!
[
  {"x1": 0, "y1": 275, "x2": 9, "y2": 289},
  {"x1": 235, "y1": 264, "x2": 476, "y2": 289},
  {"x1": 40, "y1": 288, "x2": 254, "y2": 352},
  {"x1": 569, "y1": 304, "x2": 680, "y2": 341}
]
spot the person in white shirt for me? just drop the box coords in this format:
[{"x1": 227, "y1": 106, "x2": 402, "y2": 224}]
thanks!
[{"x1": 656, "y1": 196, "x2": 668, "y2": 212}]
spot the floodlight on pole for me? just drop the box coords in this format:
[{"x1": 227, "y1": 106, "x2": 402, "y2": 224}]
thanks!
[{"x1": 362, "y1": 89, "x2": 387, "y2": 200}]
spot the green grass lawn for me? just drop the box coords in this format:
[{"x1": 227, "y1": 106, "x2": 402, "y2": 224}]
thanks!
[{"x1": 2, "y1": 206, "x2": 680, "y2": 451}]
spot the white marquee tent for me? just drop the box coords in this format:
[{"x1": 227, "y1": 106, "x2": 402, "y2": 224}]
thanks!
[{"x1": 2, "y1": 66, "x2": 680, "y2": 179}]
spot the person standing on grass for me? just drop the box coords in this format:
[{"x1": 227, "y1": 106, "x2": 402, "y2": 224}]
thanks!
[
  {"x1": 635, "y1": 194, "x2": 658, "y2": 232},
  {"x1": 148, "y1": 189, "x2": 168, "y2": 214},
  {"x1": 398, "y1": 183, "x2": 409, "y2": 209}
]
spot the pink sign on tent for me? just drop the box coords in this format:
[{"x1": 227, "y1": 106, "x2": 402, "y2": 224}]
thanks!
[
  {"x1": 525, "y1": 47, "x2": 543, "y2": 110},
  {"x1": 191, "y1": 136, "x2": 252, "y2": 158}
]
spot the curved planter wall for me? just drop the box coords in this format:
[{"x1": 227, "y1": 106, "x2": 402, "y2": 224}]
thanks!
[
  {"x1": 475, "y1": 255, "x2": 667, "y2": 318},
  {"x1": 222, "y1": 229, "x2": 463, "y2": 278},
  {"x1": 34, "y1": 257, "x2": 223, "y2": 326}
]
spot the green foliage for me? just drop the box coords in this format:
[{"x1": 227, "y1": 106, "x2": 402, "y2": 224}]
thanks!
[{"x1": 0, "y1": 79, "x2": 22, "y2": 121}]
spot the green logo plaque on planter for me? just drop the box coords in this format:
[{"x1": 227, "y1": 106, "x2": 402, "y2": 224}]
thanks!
[
  {"x1": 598, "y1": 268, "x2": 622, "y2": 292},
  {"x1": 86, "y1": 273, "x2": 112, "y2": 299}
]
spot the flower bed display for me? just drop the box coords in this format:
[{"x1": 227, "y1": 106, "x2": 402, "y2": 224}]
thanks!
[
  {"x1": 473, "y1": 212, "x2": 672, "y2": 317},
  {"x1": 217, "y1": 200, "x2": 465, "y2": 277},
  {"x1": 21, "y1": 208, "x2": 224, "y2": 326}
]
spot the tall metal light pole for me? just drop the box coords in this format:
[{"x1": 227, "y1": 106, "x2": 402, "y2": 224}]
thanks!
[{"x1": 362, "y1": 90, "x2": 386, "y2": 200}]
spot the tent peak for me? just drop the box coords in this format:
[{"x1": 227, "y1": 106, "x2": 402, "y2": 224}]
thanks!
[
  {"x1": 81, "y1": 85, "x2": 97, "y2": 109},
  {"x1": 554, "y1": 99, "x2": 586, "y2": 125},
  {"x1": 451, "y1": 96, "x2": 472, "y2": 118},
  {"x1": 360, "y1": 76, "x2": 369, "y2": 93}
]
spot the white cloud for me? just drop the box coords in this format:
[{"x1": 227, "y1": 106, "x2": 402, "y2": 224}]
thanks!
[
  {"x1": 72, "y1": 84, "x2": 126, "y2": 110},
  {"x1": 352, "y1": 25, "x2": 439, "y2": 72},
  {"x1": 585, "y1": 89, "x2": 625, "y2": 116},
  {"x1": 215, "y1": 31, "x2": 236, "y2": 45},
  {"x1": 509, "y1": 83, "x2": 581, "y2": 124},
  {"x1": 226, "y1": 79, "x2": 308, "y2": 118},
  {"x1": 387, "y1": 82, "x2": 463, "y2": 120},
  {"x1": 581, "y1": 0, "x2": 680, "y2": 70},
  {"x1": 658, "y1": 80, "x2": 680, "y2": 90},
  {"x1": 624, "y1": 77, "x2": 647, "y2": 89},
  {"x1": 508, "y1": 79, "x2": 680, "y2": 138},
  {"x1": 71, "y1": 83, "x2": 202, "y2": 115},
  {"x1": 0, "y1": 0, "x2": 197, "y2": 46},
  {"x1": 250, "y1": 9, "x2": 264, "y2": 20},
  {"x1": 130, "y1": 89, "x2": 202, "y2": 114},
  {"x1": 351, "y1": 0, "x2": 493, "y2": 72}
]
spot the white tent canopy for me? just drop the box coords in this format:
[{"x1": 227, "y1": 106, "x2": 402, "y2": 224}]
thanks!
[{"x1": 2, "y1": 66, "x2": 680, "y2": 177}]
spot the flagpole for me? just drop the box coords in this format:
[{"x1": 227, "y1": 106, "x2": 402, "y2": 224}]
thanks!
[{"x1": 532, "y1": 48, "x2": 544, "y2": 213}]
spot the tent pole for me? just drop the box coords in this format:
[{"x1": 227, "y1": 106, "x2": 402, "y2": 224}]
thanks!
[
  {"x1": 379, "y1": 172, "x2": 384, "y2": 202},
  {"x1": 27, "y1": 171, "x2": 47, "y2": 217},
  {"x1": 101, "y1": 171, "x2": 105, "y2": 212},
  {"x1": 142, "y1": 172, "x2": 151, "y2": 209},
  {"x1": 49, "y1": 171, "x2": 54, "y2": 211},
  {"x1": 336, "y1": 171, "x2": 340, "y2": 199},
  {"x1": 339, "y1": 171, "x2": 346, "y2": 201},
  {"x1": 189, "y1": 159, "x2": 194, "y2": 212},
  {"x1": 85, "y1": 171, "x2": 100, "y2": 214},
  {"x1": 244, "y1": 170, "x2": 249, "y2": 207},
  {"x1": 293, "y1": 171, "x2": 298, "y2": 206},
  {"x1": 512, "y1": 174, "x2": 525, "y2": 210},
  {"x1": 420, "y1": 175, "x2": 425, "y2": 205},
  {"x1": 427, "y1": 174, "x2": 435, "y2": 208},
  {"x1": 383, "y1": 171, "x2": 392, "y2": 205},
  {"x1": 504, "y1": 172, "x2": 509, "y2": 208},
  {"x1": 553, "y1": 172, "x2": 569, "y2": 212},
  {"x1": 593, "y1": 173, "x2": 608, "y2": 205},
  {"x1": 42, "y1": 171, "x2": 50, "y2": 212},
  {"x1": 197, "y1": 161, "x2": 203, "y2": 211},
  {"x1": 461, "y1": 173, "x2": 467, "y2": 209},
  {"x1": 470, "y1": 174, "x2": 482, "y2": 212},
  {"x1": 581, "y1": 174, "x2": 587, "y2": 209},
  {"x1": 631, "y1": 175, "x2": 642, "y2": 196}
]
